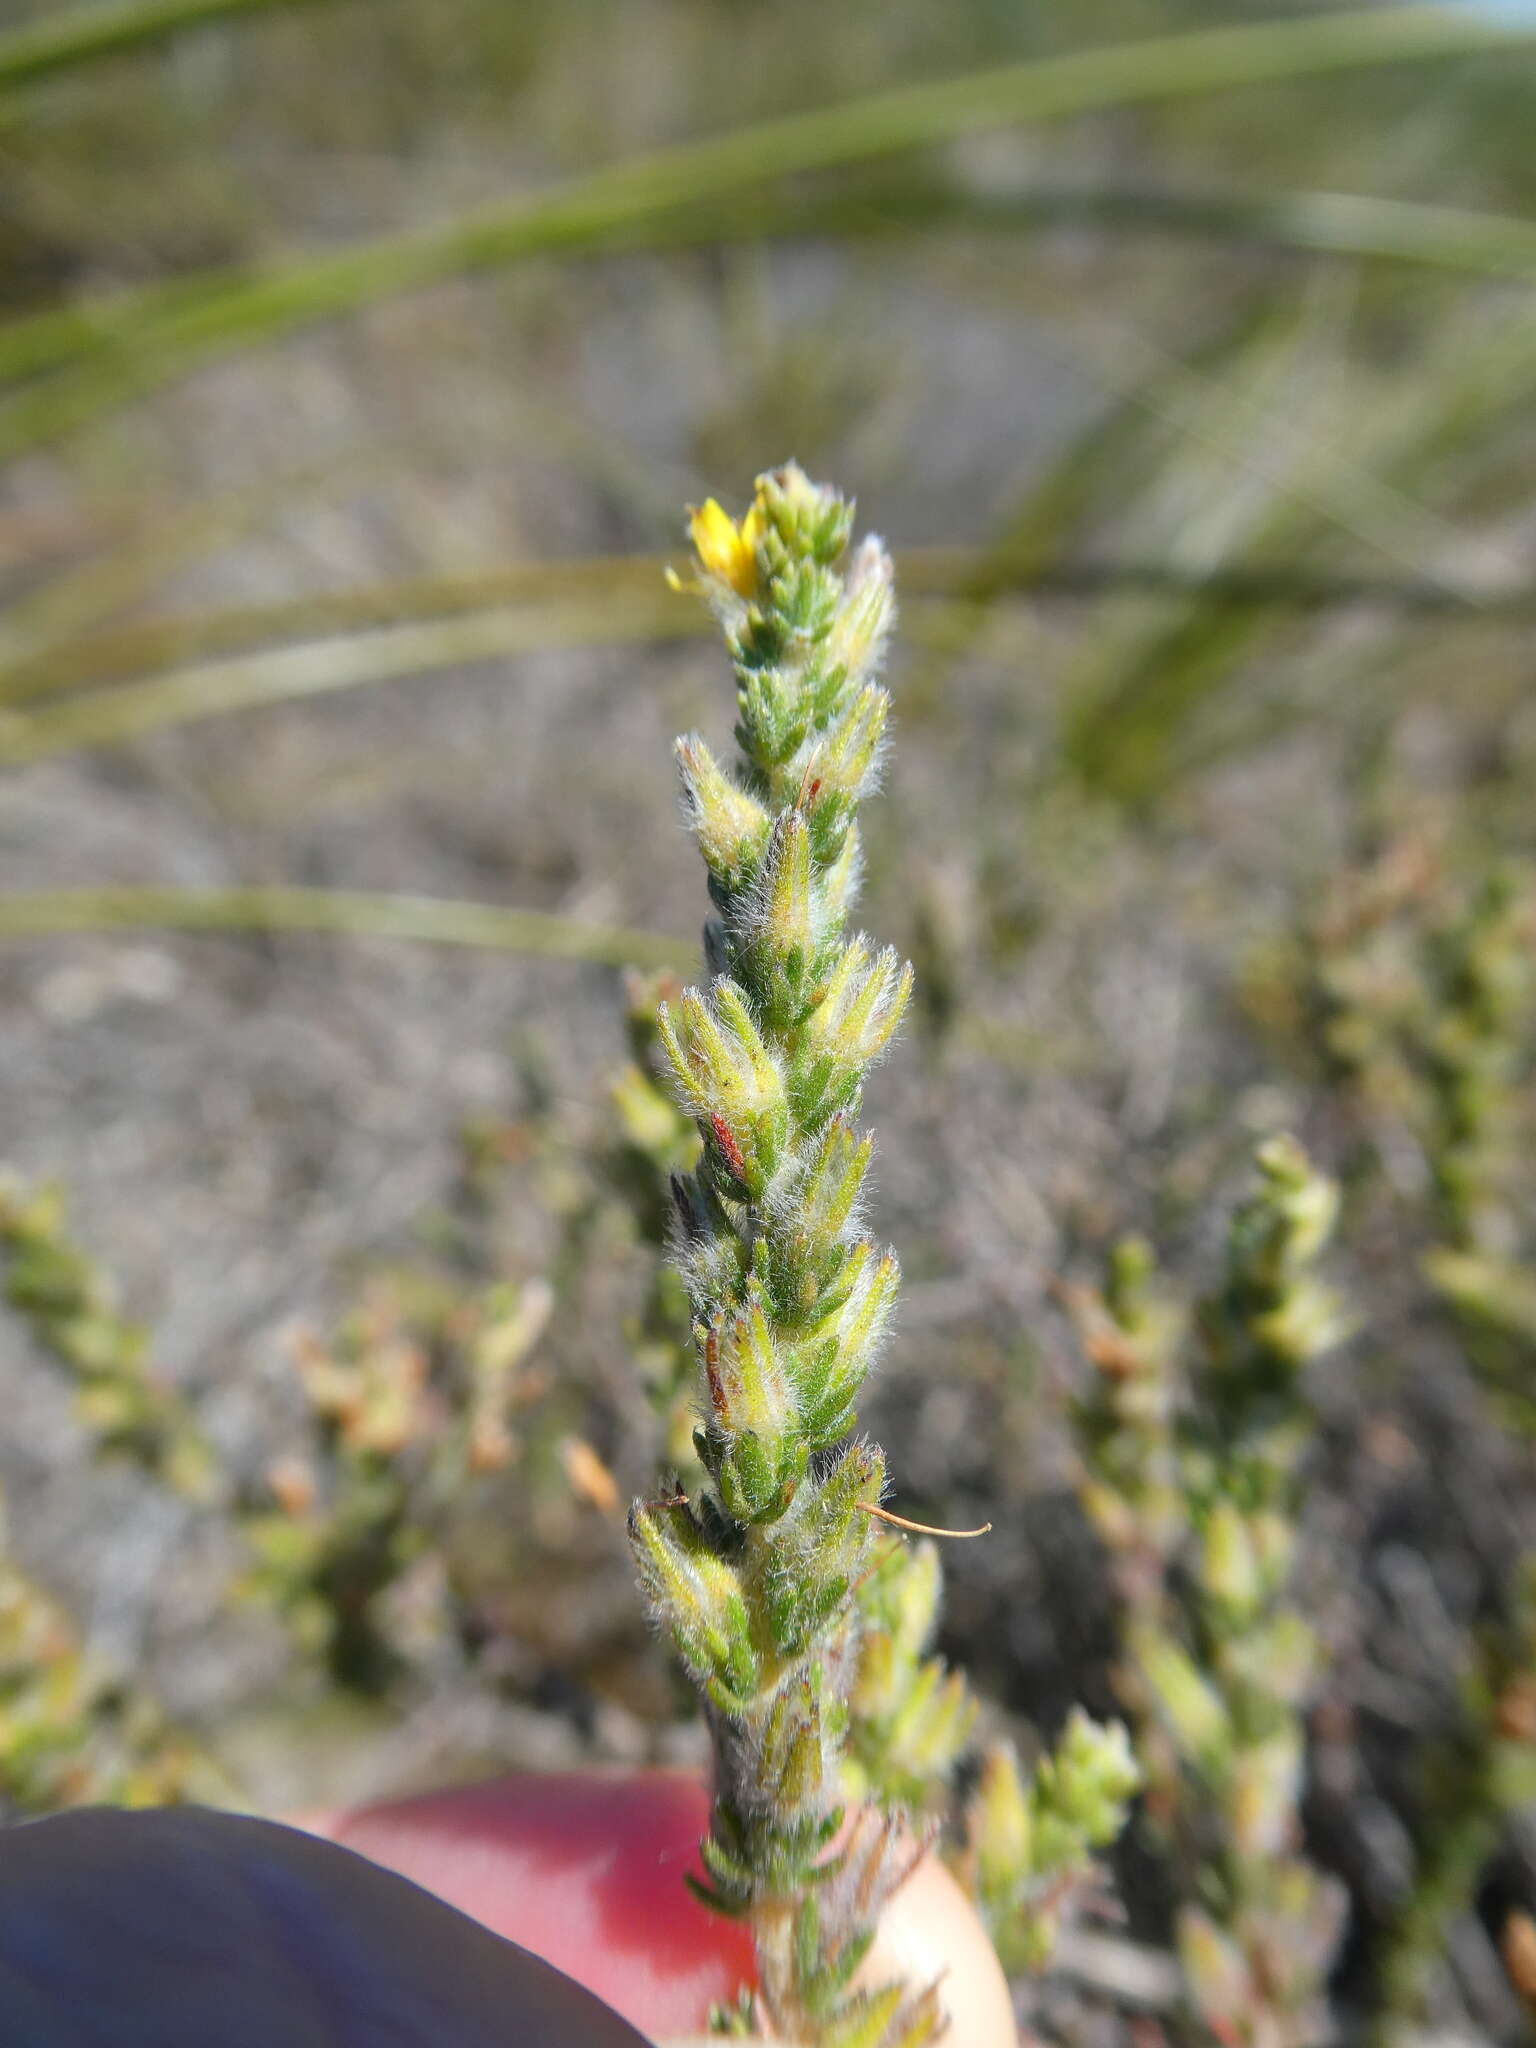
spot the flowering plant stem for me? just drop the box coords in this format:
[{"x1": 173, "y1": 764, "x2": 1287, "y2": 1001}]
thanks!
[
  {"x1": 1073, "y1": 1138, "x2": 1349, "y2": 2047},
  {"x1": 628, "y1": 465, "x2": 941, "y2": 2047}
]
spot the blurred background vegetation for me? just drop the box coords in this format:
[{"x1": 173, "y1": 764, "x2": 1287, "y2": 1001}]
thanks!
[{"x1": 2, "y1": 0, "x2": 1536, "y2": 2039}]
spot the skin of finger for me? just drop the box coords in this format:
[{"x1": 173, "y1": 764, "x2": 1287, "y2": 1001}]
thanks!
[
  {"x1": 661, "y1": 1850, "x2": 1019, "y2": 2046},
  {"x1": 307, "y1": 1773, "x2": 1017, "y2": 2048},
  {"x1": 851, "y1": 1847, "x2": 1018, "y2": 2047}
]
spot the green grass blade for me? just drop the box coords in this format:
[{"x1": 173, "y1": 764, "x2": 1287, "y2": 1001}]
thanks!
[
  {"x1": 1, "y1": 8, "x2": 1532, "y2": 460},
  {"x1": 9, "y1": 179, "x2": 1536, "y2": 394},
  {"x1": 3, "y1": 549, "x2": 1529, "y2": 724},
  {"x1": 0, "y1": 0, "x2": 345, "y2": 93},
  {"x1": 0, "y1": 595, "x2": 692, "y2": 766},
  {"x1": 1059, "y1": 309, "x2": 1536, "y2": 803},
  {"x1": 900, "y1": 307, "x2": 1298, "y2": 719},
  {"x1": 0, "y1": 555, "x2": 665, "y2": 702},
  {"x1": 0, "y1": 271, "x2": 250, "y2": 391},
  {"x1": 0, "y1": 886, "x2": 690, "y2": 969}
]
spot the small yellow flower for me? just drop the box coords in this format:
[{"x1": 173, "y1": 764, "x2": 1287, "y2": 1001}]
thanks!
[{"x1": 684, "y1": 495, "x2": 764, "y2": 598}]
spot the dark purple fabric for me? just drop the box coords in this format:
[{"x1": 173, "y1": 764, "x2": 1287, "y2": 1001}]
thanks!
[{"x1": 0, "y1": 1805, "x2": 650, "y2": 2047}]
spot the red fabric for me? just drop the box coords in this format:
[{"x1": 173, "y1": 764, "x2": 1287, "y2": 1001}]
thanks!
[{"x1": 314, "y1": 1771, "x2": 754, "y2": 2039}]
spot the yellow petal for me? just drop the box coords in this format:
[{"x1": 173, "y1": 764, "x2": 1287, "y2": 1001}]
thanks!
[{"x1": 688, "y1": 497, "x2": 759, "y2": 598}]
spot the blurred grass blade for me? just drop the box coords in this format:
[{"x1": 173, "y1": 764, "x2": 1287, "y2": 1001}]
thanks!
[
  {"x1": 0, "y1": 886, "x2": 691, "y2": 970},
  {"x1": 1058, "y1": 309, "x2": 1536, "y2": 803},
  {"x1": 0, "y1": 595, "x2": 692, "y2": 765},
  {"x1": 0, "y1": 388, "x2": 678, "y2": 658},
  {"x1": 0, "y1": 274, "x2": 239, "y2": 390},
  {"x1": 900, "y1": 310, "x2": 1291, "y2": 718},
  {"x1": 9, "y1": 181, "x2": 1536, "y2": 394},
  {"x1": 902, "y1": 389, "x2": 1156, "y2": 719},
  {"x1": 937, "y1": 185, "x2": 1536, "y2": 281},
  {"x1": 0, "y1": 430, "x2": 476, "y2": 658},
  {"x1": 8, "y1": 182, "x2": 1536, "y2": 408},
  {"x1": 0, "y1": 555, "x2": 666, "y2": 703},
  {"x1": 2, "y1": 551, "x2": 1528, "y2": 719},
  {"x1": 2, "y1": 7, "x2": 1533, "y2": 460},
  {"x1": 0, "y1": 0, "x2": 342, "y2": 93},
  {"x1": 747, "y1": 180, "x2": 1536, "y2": 284},
  {"x1": 0, "y1": 456, "x2": 377, "y2": 658}
]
